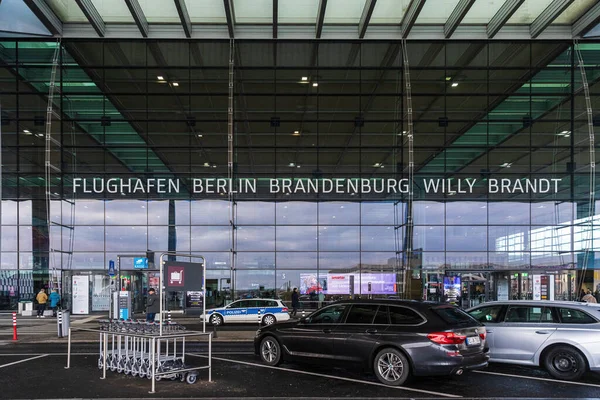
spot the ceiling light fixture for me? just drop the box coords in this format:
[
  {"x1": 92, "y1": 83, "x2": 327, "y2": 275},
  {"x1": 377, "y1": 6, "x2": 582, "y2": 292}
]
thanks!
[
  {"x1": 446, "y1": 76, "x2": 452, "y2": 81},
  {"x1": 500, "y1": 162, "x2": 512, "y2": 168},
  {"x1": 172, "y1": 82, "x2": 179, "y2": 87},
  {"x1": 23, "y1": 129, "x2": 31, "y2": 134},
  {"x1": 373, "y1": 163, "x2": 381, "y2": 167},
  {"x1": 197, "y1": 134, "x2": 203, "y2": 137},
  {"x1": 157, "y1": 76, "x2": 164, "y2": 80},
  {"x1": 288, "y1": 162, "x2": 295, "y2": 167},
  {"x1": 203, "y1": 162, "x2": 210, "y2": 167},
  {"x1": 312, "y1": 82, "x2": 318, "y2": 87},
  {"x1": 292, "y1": 130, "x2": 301, "y2": 136},
  {"x1": 301, "y1": 76, "x2": 308, "y2": 81},
  {"x1": 451, "y1": 82, "x2": 459, "y2": 87}
]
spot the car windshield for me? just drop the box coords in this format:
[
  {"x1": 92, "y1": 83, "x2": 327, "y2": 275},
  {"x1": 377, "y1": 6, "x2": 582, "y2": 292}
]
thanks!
[{"x1": 433, "y1": 306, "x2": 479, "y2": 326}]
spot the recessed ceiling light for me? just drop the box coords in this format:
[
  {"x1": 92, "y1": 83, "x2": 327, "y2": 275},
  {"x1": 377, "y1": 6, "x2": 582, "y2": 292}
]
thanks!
[
  {"x1": 197, "y1": 134, "x2": 203, "y2": 137},
  {"x1": 301, "y1": 76, "x2": 308, "y2": 81},
  {"x1": 157, "y1": 76, "x2": 164, "y2": 80},
  {"x1": 292, "y1": 131, "x2": 301, "y2": 136},
  {"x1": 446, "y1": 76, "x2": 452, "y2": 81},
  {"x1": 203, "y1": 162, "x2": 210, "y2": 167},
  {"x1": 172, "y1": 82, "x2": 179, "y2": 87},
  {"x1": 212, "y1": 164, "x2": 217, "y2": 168},
  {"x1": 373, "y1": 163, "x2": 381, "y2": 167},
  {"x1": 288, "y1": 162, "x2": 295, "y2": 167},
  {"x1": 500, "y1": 162, "x2": 512, "y2": 168},
  {"x1": 312, "y1": 82, "x2": 318, "y2": 87},
  {"x1": 296, "y1": 165, "x2": 301, "y2": 168},
  {"x1": 23, "y1": 129, "x2": 31, "y2": 134},
  {"x1": 451, "y1": 82, "x2": 459, "y2": 87}
]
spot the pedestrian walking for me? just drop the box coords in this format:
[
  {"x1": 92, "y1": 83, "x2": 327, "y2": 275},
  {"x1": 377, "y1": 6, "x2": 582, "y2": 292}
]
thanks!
[
  {"x1": 582, "y1": 290, "x2": 597, "y2": 303},
  {"x1": 146, "y1": 288, "x2": 160, "y2": 322},
  {"x1": 49, "y1": 289, "x2": 61, "y2": 317},
  {"x1": 291, "y1": 288, "x2": 300, "y2": 317},
  {"x1": 36, "y1": 288, "x2": 48, "y2": 318}
]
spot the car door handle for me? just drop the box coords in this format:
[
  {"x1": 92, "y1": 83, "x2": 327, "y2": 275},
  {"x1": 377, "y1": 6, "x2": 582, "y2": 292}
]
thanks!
[
  {"x1": 365, "y1": 329, "x2": 378, "y2": 334},
  {"x1": 535, "y1": 330, "x2": 551, "y2": 335},
  {"x1": 322, "y1": 328, "x2": 332, "y2": 334}
]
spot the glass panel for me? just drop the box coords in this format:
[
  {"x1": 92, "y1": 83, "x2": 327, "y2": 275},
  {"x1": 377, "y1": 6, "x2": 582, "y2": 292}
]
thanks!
[
  {"x1": 105, "y1": 200, "x2": 147, "y2": 226},
  {"x1": 90, "y1": 0, "x2": 135, "y2": 22},
  {"x1": 446, "y1": 226, "x2": 488, "y2": 251},
  {"x1": 184, "y1": 0, "x2": 227, "y2": 23},
  {"x1": 105, "y1": 226, "x2": 147, "y2": 252},
  {"x1": 462, "y1": 0, "x2": 509, "y2": 23},
  {"x1": 1, "y1": 227, "x2": 17, "y2": 251},
  {"x1": 415, "y1": 0, "x2": 461, "y2": 23},
  {"x1": 46, "y1": 0, "x2": 88, "y2": 23},
  {"x1": 318, "y1": 202, "x2": 360, "y2": 225},
  {"x1": 276, "y1": 226, "x2": 317, "y2": 251},
  {"x1": 370, "y1": 0, "x2": 412, "y2": 24},
  {"x1": 276, "y1": 202, "x2": 317, "y2": 225},
  {"x1": 360, "y1": 226, "x2": 396, "y2": 251},
  {"x1": 237, "y1": 226, "x2": 276, "y2": 251},
  {"x1": 190, "y1": 226, "x2": 231, "y2": 251},
  {"x1": 323, "y1": 0, "x2": 365, "y2": 24},
  {"x1": 279, "y1": 0, "x2": 319, "y2": 23},
  {"x1": 446, "y1": 202, "x2": 487, "y2": 225},
  {"x1": 233, "y1": 0, "x2": 272, "y2": 23},
  {"x1": 1, "y1": 201, "x2": 17, "y2": 224},
  {"x1": 237, "y1": 201, "x2": 275, "y2": 225},
  {"x1": 507, "y1": 0, "x2": 554, "y2": 24},
  {"x1": 138, "y1": 0, "x2": 180, "y2": 23},
  {"x1": 319, "y1": 226, "x2": 359, "y2": 251},
  {"x1": 191, "y1": 200, "x2": 230, "y2": 225},
  {"x1": 345, "y1": 304, "x2": 379, "y2": 324},
  {"x1": 553, "y1": 0, "x2": 596, "y2": 24},
  {"x1": 389, "y1": 306, "x2": 425, "y2": 324},
  {"x1": 73, "y1": 226, "x2": 105, "y2": 251}
]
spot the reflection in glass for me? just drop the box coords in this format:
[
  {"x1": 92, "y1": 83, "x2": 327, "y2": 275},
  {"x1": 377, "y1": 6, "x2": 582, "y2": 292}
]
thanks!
[
  {"x1": 190, "y1": 226, "x2": 231, "y2": 251},
  {"x1": 73, "y1": 226, "x2": 105, "y2": 251},
  {"x1": 276, "y1": 201, "x2": 317, "y2": 225},
  {"x1": 191, "y1": 200, "x2": 230, "y2": 225},
  {"x1": 360, "y1": 226, "x2": 396, "y2": 251},
  {"x1": 446, "y1": 226, "x2": 488, "y2": 251},
  {"x1": 105, "y1": 226, "x2": 147, "y2": 251},
  {"x1": 237, "y1": 201, "x2": 275, "y2": 225},
  {"x1": 319, "y1": 226, "x2": 359, "y2": 251},
  {"x1": 413, "y1": 226, "x2": 445, "y2": 251},
  {"x1": 318, "y1": 202, "x2": 360, "y2": 225},
  {"x1": 105, "y1": 200, "x2": 147, "y2": 226},
  {"x1": 236, "y1": 226, "x2": 276, "y2": 251},
  {"x1": 276, "y1": 226, "x2": 317, "y2": 251}
]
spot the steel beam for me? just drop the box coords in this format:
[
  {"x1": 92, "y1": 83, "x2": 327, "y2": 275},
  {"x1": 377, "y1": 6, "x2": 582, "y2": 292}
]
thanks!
[
  {"x1": 74, "y1": 0, "x2": 105, "y2": 37},
  {"x1": 23, "y1": 0, "x2": 63, "y2": 35},
  {"x1": 124, "y1": 0, "x2": 149, "y2": 37},
  {"x1": 223, "y1": 0, "x2": 235, "y2": 38},
  {"x1": 273, "y1": 0, "x2": 278, "y2": 39},
  {"x1": 444, "y1": 0, "x2": 475, "y2": 38},
  {"x1": 573, "y1": 2, "x2": 600, "y2": 38},
  {"x1": 401, "y1": 0, "x2": 426, "y2": 38},
  {"x1": 487, "y1": 0, "x2": 524, "y2": 38},
  {"x1": 174, "y1": 0, "x2": 192, "y2": 38},
  {"x1": 358, "y1": 0, "x2": 377, "y2": 39},
  {"x1": 530, "y1": 0, "x2": 573, "y2": 38},
  {"x1": 316, "y1": 0, "x2": 328, "y2": 38}
]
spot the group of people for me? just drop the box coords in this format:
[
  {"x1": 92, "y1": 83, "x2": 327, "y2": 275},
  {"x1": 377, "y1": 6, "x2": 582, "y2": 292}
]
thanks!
[
  {"x1": 35, "y1": 288, "x2": 61, "y2": 318},
  {"x1": 580, "y1": 289, "x2": 598, "y2": 303}
]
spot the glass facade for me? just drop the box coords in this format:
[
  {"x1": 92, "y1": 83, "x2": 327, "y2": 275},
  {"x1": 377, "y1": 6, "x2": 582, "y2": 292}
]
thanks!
[{"x1": 1, "y1": 40, "x2": 599, "y2": 311}]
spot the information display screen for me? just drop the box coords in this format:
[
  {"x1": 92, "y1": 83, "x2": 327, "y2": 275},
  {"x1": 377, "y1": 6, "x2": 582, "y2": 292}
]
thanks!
[{"x1": 300, "y1": 273, "x2": 396, "y2": 295}]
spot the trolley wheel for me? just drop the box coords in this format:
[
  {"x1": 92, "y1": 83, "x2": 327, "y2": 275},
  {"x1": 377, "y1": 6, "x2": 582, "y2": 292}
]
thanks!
[{"x1": 186, "y1": 373, "x2": 198, "y2": 384}]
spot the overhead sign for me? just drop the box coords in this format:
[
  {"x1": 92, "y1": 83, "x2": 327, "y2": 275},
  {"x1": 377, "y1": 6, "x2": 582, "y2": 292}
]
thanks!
[
  {"x1": 133, "y1": 257, "x2": 148, "y2": 269},
  {"x1": 164, "y1": 261, "x2": 204, "y2": 291},
  {"x1": 108, "y1": 260, "x2": 115, "y2": 276}
]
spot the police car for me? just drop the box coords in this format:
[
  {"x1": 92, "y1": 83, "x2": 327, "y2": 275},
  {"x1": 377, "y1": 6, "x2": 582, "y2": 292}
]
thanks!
[{"x1": 201, "y1": 299, "x2": 290, "y2": 326}]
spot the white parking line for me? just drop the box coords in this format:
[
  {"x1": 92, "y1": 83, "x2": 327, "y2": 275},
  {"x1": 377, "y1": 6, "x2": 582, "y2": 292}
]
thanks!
[
  {"x1": 474, "y1": 370, "x2": 600, "y2": 388},
  {"x1": 188, "y1": 353, "x2": 462, "y2": 398},
  {"x1": 0, "y1": 354, "x2": 48, "y2": 369}
]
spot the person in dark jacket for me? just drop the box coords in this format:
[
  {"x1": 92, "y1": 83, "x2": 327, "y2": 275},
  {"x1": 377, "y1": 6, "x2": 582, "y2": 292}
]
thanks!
[
  {"x1": 146, "y1": 288, "x2": 160, "y2": 322},
  {"x1": 291, "y1": 288, "x2": 300, "y2": 317}
]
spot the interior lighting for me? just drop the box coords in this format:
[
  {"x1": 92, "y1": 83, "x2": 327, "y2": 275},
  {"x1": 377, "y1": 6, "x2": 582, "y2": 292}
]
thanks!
[
  {"x1": 446, "y1": 76, "x2": 452, "y2": 81},
  {"x1": 451, "y1": 82, "x2": 459, "y2": 87},
  {"x1": 197, "y1": 134, "x2": 203, "y2": 137},
  {"x1": 301, "y1": 76, "x2": 308, "y2": 81},
  {"x1": 558, "y1": 130, "x2": 571, "y2": 137},
  {"x1": 157, "y1": 76, "x2": 164, "y2": 80},
  {"x1": 203, "y1": 162, "x2": 210, "y2": 167},
  {"x1": 23, "y1": 129, "x2": 31, "y2": 134},
  {"x1": 296, "y1": 165, "x2": 301, "y2": 168},
  {"x1": 373, "y1": 163, "x2": 381, "y2": 167},
  {"x1": 312, "y1": 82, "x2": 318, "y2": 87},
  {"x1": 500, "y1": 162, "x2": 512, "y2": 168},
  {"x1": 172, "y1": 82, "x2": 179, "y2": 87},
  {"x1": 292, "y1": 131, "x2": 301, "y2": 136},
  {"x1": 289, "y1": 162, "x2": 295, "y2": 167}
]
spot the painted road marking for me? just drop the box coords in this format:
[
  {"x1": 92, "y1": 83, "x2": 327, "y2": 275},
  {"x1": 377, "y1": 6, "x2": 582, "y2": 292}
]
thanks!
[
  {"x1": 188, "y1": 354, "x2": 462, "y2": 398},
  {"x1": 474, "y1": 370, "x2": 600, "y2": 388},
  {"x1": 0, "y1": 354, "x2": 48, "y2": 369}
]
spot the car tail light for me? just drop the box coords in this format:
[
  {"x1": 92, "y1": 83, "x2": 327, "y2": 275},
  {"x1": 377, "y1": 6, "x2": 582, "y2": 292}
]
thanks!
[
  {"x1": 427, "y1": 332, "x2": 467, "y2": 345},
  {"x1": 282, "y1": 307, "x2": 288, "y2": 312},
  {"x1": 479, "y1": 331, "x2": 486, "y2": 341}
]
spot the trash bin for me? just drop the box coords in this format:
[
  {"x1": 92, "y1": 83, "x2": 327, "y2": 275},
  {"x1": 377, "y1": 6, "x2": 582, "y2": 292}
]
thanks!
[{"x1": 57, "y1": 310, "x2": 70, "y2": 338}]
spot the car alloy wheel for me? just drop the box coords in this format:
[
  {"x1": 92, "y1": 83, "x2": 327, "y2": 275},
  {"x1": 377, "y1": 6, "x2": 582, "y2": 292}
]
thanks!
[
  {"x1": 373, "y1": 348, "x2": 410, "y2": 386},
  {"x1": 210, "y1": 314, "x2": 223, "y2": 326},
  {"x1": 260, "y1": 336, "x2": 282, "y2": 366},
  {"x1": 262, "y1": 315, "x2": 276, "y2": 326}
]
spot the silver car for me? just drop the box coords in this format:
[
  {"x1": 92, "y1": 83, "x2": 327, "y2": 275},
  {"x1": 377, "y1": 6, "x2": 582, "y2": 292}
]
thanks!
[{"x1": 466, "y1": 300, "x2": 600, "y2": 380}]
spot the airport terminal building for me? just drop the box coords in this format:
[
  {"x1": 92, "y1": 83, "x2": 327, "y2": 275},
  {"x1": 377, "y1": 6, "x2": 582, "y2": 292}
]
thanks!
[{"x1": 1, "y1": 0, "x2": 600, "y2": 313}]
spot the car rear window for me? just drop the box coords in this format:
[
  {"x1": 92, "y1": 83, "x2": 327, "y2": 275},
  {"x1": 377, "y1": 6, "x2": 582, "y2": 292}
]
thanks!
[
  {"x1": 389, "y1": 306, "x2": 424, "y2": 325},
  {"x1": 558, "y1": 308, "x2": 597, "y2": 324},
  {"x1": 345, "y1": 305, "x2": 379, "y2": 324},
  {"x1": 433, "y1": 306, "x2": 478, "y2": 326}
]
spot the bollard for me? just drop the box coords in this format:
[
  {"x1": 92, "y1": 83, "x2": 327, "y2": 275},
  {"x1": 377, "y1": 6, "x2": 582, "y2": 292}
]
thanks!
[
  {"x1": 213, "y1": 321, "x2": 218, "y2": 339},
  {"x1": 57, "y1": 311, "x2": 63, "y2": 338},
  {"x1": 257, "y1": 309, "x2": 261, "y2": 326},
  {"x1": 301, "y1": 309, "x2": 306, "y2": 318},
  {"x1": 12, "y1": 312, "x2": 17, "y2": 341},
  {"x1": 168, "y1": 310, "x2": 171, "y2": 324}
]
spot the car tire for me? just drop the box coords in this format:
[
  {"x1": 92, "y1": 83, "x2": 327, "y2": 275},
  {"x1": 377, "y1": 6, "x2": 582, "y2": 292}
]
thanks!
[
  {"x1": 543, "y1": 345, "x2": 587, "y2": 381},
  {"x1": 210, "y1": 314, "x2": 223, "y2": 326},
  {"x1": 373, "y1": 348, "x2": 410, "y2": 386},
  {"x1": 262, "y1": 314, "x2": 276, "y2": 326},
  {"x1": 260, "y1": 336, "x2": 282, "y2": 366}
]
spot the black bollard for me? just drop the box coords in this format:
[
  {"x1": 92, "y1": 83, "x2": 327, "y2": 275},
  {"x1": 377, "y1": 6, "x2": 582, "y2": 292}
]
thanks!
[{"x1": 213, "y1": 321, "x2": 218, "y2": 339}]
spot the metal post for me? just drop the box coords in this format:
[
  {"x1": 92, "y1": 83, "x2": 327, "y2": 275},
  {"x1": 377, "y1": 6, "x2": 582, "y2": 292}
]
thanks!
[
  {"x1": 12, "y1": 312, "x2": 17, "y2": 341},
  {"x1": 65, "y1": 327, "x2": 71, "y2": 369},
  {"x1": 57, "y1": 310, "x2": 63, "y2": 338},
  {"x1": 150, "y1": 336, "x2": 156, "y2": 394},
  {"x1": 213, "y1": 322, "x2": 218, "y2": 339},
  {"x1": 202, "y1": 260, "x2": 206, "y2": 333},
  {"x1": 208, "y1": 332, "x2": 212, "y2": 382},
  {"x1": 159, "y1": 254, "x2": 164, "y2": 337},
  {"x1": 101, "y1": 332, "x2": 107, "y2": 380}
]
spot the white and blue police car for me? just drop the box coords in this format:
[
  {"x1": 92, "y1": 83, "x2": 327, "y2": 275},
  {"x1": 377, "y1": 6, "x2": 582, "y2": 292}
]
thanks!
[{"x1": 201, "y1": 299, "x2": 290, "y2": 326}]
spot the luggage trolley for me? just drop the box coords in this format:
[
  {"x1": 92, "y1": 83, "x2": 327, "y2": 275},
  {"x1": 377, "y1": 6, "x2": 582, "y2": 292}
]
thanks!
[{"x1": 96, "y1": 319, "x2": 199, "y2": 384}]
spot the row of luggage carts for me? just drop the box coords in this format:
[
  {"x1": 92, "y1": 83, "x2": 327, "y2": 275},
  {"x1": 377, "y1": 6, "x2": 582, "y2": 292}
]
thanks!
[{"x1": 96, "y1": 319, "x2": 199, "y2": 384}]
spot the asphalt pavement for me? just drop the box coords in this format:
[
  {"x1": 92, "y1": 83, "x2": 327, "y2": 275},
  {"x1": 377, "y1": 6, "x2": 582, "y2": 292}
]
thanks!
[{"x1": 1, "y1": 342, "x2": 600, "y2": 399}]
